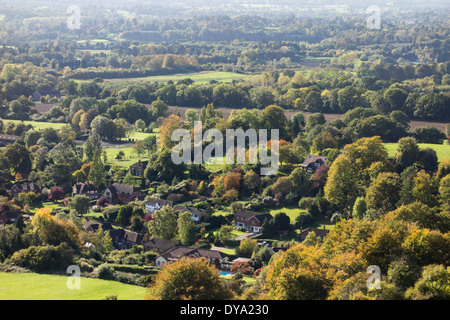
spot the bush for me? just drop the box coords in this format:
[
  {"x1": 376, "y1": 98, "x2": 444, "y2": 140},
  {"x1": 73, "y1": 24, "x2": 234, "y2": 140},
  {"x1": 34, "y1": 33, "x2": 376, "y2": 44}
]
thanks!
[
  {"x1": 8, "y1": 243, "x2": 74, "y2": 272},
  {"x1": 94, "y1": 263, "x2": 115, "y2": 280}
]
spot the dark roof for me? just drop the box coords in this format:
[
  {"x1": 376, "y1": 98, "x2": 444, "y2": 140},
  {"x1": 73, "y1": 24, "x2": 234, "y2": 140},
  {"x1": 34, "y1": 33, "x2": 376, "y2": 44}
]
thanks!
[
  {"x1": 298, "y1": 228, "x2": 329, "y2": 239},
  {"x1": 146, "y1": 199, "x2": 173, "y2": 207},
  {"x1": 123, "y1": 230, "x2": 144, "y2": 244},
  {"x1": 12, "y1": 182, "x2": 41, "y2": 193},
  {"x1": 108, "y1": 183, "x2": 140, "y2": 195},
  {"x1": 143, "y1": 238, "x2": 180, "y2": 252},
  {"x1": 33, "y1": 90, "x2": 61, "y2": 96},
  {"x1": 174, "y1": 206, "x2": 204, "y2": 217},
  {"x1": 83, "y1": 221, "x2": 113, "y2": 232},
  {"x1": 130, "y1": 160, "x2": 149, "y2": 169},
  {"x1": 197, "y1": 249, "x2": 228, "y2": 259},
  {"x1": 301, "y1": 155, "x2": 327, "y2": 168},
  {"x1": 0, "y1": 211, "x2": 20, "y2": 220},
  {"x1": 160, "y1": 246, "x2": 197, "y2": 260},
  {"x1": 74, "y1": 182, "x2": 98, "y2": 194},
  {"x1": 235, "y1": 210, "x2": 272, "y2": 222},
  {"x1": 107, "y1": 228, "x2": 126, "y2": 241}
]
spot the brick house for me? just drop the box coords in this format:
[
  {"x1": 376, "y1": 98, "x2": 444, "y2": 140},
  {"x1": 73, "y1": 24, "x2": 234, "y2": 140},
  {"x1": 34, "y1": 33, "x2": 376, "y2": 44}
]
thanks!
[
  {"x1": 301, "y1": 154, "x2": 327, "y2": 178},
  {"x1": 10, "y1": 182, "x2": 42, "y2": 198},
  {"x1": 129, "y1": 160, "x2": 149, "y2": 176},
  {"x1": 73, "y1": 182, "x2": 99, "y2": 200},
  {"x1": 103, "y1": 183, "x2": 144, "y2": 205},
  {"x1": 0, "y1": 211, "x2": 20, "y2": 226},
  {"x1": 234, "y1": 210, "x2": 272, "y2": 233}
]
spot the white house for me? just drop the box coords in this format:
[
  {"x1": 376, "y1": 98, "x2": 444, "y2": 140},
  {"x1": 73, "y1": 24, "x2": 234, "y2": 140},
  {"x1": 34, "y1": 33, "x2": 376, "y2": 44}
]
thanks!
[{"x1": 145, "y1": 199, "x2": 173, "y2": 214}]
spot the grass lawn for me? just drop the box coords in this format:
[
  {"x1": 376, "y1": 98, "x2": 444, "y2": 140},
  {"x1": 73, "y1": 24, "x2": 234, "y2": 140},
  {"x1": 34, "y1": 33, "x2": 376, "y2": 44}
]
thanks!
[
  {"x1": 261, "y1": 205, "x2": 306, "y2": 222},
  {"x1": 385, "y1": 142, "x2": 450, "y2": 161},
  {"x1": 30, "y1": 201, "x2": 66, "y2": 214},
  {"x1": 103, "y1": 146, "x2": 151, "y2": 169},
  {"x1": 0, "y1": 272, "x2": 146, "y2": 300}
]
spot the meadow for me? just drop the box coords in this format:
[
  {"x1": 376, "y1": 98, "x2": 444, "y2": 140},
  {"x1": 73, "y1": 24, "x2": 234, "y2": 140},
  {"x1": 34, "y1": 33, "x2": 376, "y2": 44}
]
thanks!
[
  {"x1": 0, "y1": 272, "x2": 146, "y2": 300},
  {"x1": 384, "y1": 142, "x2": 450, "y2": 161}
]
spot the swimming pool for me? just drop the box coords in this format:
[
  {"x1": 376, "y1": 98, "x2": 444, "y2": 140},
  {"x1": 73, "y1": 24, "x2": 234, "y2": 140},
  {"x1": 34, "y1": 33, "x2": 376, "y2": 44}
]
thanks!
[{"x1": 220, "y1": 272, "x2": 232, "y2": 276}]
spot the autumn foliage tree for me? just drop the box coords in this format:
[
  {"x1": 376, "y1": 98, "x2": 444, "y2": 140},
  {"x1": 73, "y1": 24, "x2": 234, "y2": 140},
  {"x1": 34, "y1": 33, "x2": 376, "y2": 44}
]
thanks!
[{"x1": 145, "y1": 257, "x2": 233, "y2": 300}]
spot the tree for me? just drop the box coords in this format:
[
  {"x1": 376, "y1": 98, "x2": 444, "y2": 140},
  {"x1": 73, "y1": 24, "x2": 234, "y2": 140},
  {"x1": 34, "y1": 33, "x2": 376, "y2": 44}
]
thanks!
[
  {"x1": 148, "y1": 206, "x2": 178, "y2": 240},
  {"x1": 352, "y1": 197, "x2": 367, "y2": 220},
  {"x1": 142, "y1": 135, "x2": 157, "y2": 156},
  {"x1": 88, "y1": 151, "x2": 106, "y2": 188},
  {"x1": 311, "y1": 131, "x2": 338, "y2": 154},
  {"x1": 177, "y1": 211, "x2": 197, "y2": 246},
  {"x1": 260, "y1": 105, "x2": 288, "y2": 139},
  {"x1": 48, "y1": 186, "x2": 65, "y2": 202},
  {"x1": 145, "y1": 257, "x2": 232, "y2": 300},
  {"x1": 159, "y1": 114, "x2": 181, "y2": 149},
  {"x1": 412, "y1": 171, "x2": 439, "y2": 207},
  {"x1": 117, "y1": 205, "x2": 133, "y2": 227},
  {"x1": 216, "y1": 225, "x2": 234, "y2": 243},
  {"x1": 439, "y1": 174, "x2": 450, "y2": 205},
  {"x1": 236, "y1": 238, "x2": 257, "y2": 258},
  {"x1": 324, "y1": 155, "x2": 359, "y2": 211},
  {"x1": 366, "y1": 172, "x2": 402, "y2": 214},
  {"x1": 30, "y1": 208, "x2": 81, "y2": 249},
  {"x1": 69, "y1": 195, "x2": 91, "y2": 216},
  {"x1": 151, "y1": 99, "x2": 168, "y2": 121},
  {"x1": 405, "y1": 264, "x2": 450, "y2": 300},
  {"x1": 243, "y1": 170, "x2": 261, "y2": 194},
  {"x1": 305, "y1": 113, "x2": 326, "y2": 131}
]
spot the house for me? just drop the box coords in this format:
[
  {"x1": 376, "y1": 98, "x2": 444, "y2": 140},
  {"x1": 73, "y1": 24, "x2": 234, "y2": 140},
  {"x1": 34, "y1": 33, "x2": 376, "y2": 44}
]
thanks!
[
  {"x1": 129, "y1": 160, "x2": 149, "y2": 177},
  {"x1": 10, "y1": 182, "x2": 42, "y2": 198},
  {"x1": 143, "y1": 238, "x2": 181, "y2": 254},
  {"x1": 103, "y1": 183, "x2": 143, "y2": 205},
  {"x1": 123, "y1": 230, "x2": 144, "y2": 247},
  {"x1": 0, "y1": 211, "x2": 20, "y2": 226},
  {"x1": 83, "y1": 221, "x2": 113, "y2": 233},
  {"x1": 155, "y1": 246, "x2": 230, "y2": 269},
  {"x1": 234, "y1": 210, "x2": 272, "y2": 233},
  {"x1": 145, "y1": 198, "x2": 173, "y2": 214},
  {"x1": 298, "y1": 227, "x2": 329, "y2": 242},
  {"x1": 174, "y1": 206, "x2": 205, "y2": 224},
  {"x1": 0, "y1": 134, "x2": 18, "y2": 147},
  {"x1": 73, "y1": 182, "x2": 99, "y2": 200},
  {"x1": 104, "y1": 228, "x2": 144, "y2": 249},
  {"x1": 32, "y1": 90, "x2": 61, "y2": 102},
  {"x1": 301, "y1": 154, "x2": 328, "y2": 178}
]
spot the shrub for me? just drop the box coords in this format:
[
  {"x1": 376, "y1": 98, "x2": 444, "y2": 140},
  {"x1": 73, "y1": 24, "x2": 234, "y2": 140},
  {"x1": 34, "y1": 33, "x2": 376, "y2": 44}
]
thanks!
[
  {"x1": 94, "y1": 263, "x2": 115, "y2": 280},
  {"x1": 8, "y1": 243, "x2": 74, "y2": 272}
]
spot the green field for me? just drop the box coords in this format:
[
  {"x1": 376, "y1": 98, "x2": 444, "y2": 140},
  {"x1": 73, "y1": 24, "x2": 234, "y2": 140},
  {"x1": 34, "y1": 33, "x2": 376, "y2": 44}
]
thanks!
[
  {"x1": 385, "y1": 143, "x2": 450, "y2": 161},
  {"x1": 2, "y1": 119, "x2": 67, "y2": 130},
  {"x1": 0, "y1": 272, "x2": 146, "y2": 300},
  {"x1": 93, "y1": 71, "x2": 249, "y2": 88}
]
